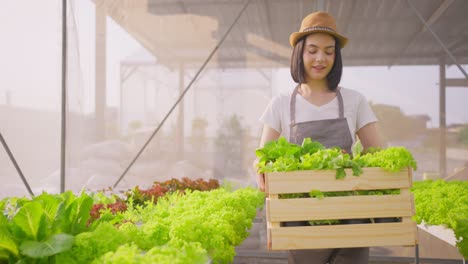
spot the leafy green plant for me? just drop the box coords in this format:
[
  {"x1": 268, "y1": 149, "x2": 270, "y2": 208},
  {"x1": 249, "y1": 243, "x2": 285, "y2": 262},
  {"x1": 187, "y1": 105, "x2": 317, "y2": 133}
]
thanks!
[
  {"x1": 255, "y1": 137, "x2": 303, "y2": 165},
  {"x1": 356, "y1": 146, "x2": 417, "y2": 172},
  {"x1": 55, "y1": 222, "x2": 128, "y2": 263},
  {"x1": 20, "y1": 234, "x2": 74, "y2": 258},
  {"x1": 411, "y1": 180, "x2": 468, "y2": 258},
  {"x1": 300, "y1": 148, "x2": 362, "y2": 179},
  {"x1": 454, "y1": 218, "x2": 468, "y2": 258},
  {"x1": 1, "y1": 183, "x2": 265, "y2": 264},
  {"x1": 0, "y1": 213, "x2": 18, "y2": 261},
  {"x1": 117, "y1": 188, "x2": 264, "y2": 264},
  {"x1": 93, "y1": 240, "x2": 208, "y2": 264},
  {"x1": 0, "y1": 192, "x2": 93, "y2": 263},
  {"x1": 0, "y1": 198, "x2": 6, "y2": 211},
  {"x1": 125, "y1": 178, "x2": 220, "y2": 206},
  {"x1": 256, "y1": 137, "x2": 417, "y2": 178},
  {"x1": 58, "y1": 187, "x2": 265, "y2": 264}
]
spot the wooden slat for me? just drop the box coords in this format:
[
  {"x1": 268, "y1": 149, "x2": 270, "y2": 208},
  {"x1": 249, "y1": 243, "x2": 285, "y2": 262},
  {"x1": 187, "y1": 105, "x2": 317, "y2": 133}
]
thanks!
[
  {"x1": 265, "y1": 168, "x2": 409, "y2": 194},
  {"x1": 268, "y1": 194, "x2": 280, "y2": 228},
  {"x1": 268, "y1": 193, "x2": 413, "y2": 221},
  {"x1": 266, "y1": 194, "x2": 279, "y2": 251},
  {"x1": 270, "y1": 222, "x2": 417, "y2": 250},
  {"x1": 402, "y1": 167, "x2": 418, "y2": 245}
]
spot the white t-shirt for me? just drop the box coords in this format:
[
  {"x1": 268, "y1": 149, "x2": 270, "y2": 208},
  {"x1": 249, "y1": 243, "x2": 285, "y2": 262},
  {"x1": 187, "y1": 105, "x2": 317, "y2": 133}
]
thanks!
[{"x1": 259, "y1": 87, "x2": 378, "y2": 143}]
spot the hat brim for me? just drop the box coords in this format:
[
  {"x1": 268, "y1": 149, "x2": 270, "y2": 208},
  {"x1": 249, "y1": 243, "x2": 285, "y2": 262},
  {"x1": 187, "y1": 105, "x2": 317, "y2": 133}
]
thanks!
[{"x1": 289, "y1": 30, "x2": 348, "y2": 48}]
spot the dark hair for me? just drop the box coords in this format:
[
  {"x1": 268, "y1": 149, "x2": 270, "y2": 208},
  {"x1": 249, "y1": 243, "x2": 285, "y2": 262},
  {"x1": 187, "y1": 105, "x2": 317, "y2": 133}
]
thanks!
[{"x1": 290, "y1": 35, "x2": 343, "y2": 91}]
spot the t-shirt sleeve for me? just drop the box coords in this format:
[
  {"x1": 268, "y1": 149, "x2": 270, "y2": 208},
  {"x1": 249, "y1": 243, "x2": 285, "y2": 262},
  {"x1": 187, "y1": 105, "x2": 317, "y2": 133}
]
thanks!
[
  {"x1": 356, "y1": 93, "x2": 378, "y2": 131},
  {"x1": 259, "y1": 96, "x2": 282, "y2": 133}
]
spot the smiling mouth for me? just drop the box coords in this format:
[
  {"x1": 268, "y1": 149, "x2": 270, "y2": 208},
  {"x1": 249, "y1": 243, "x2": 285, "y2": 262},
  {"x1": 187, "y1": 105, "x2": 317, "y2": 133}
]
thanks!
[{"x1": 312, "y1": 66, "x2": 326, "y2": 70}]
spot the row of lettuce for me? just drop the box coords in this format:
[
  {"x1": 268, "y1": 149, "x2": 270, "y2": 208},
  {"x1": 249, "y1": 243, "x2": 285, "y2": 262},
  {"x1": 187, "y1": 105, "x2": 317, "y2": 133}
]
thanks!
[
  {"x1": 0, "y1": 178, "x2": 265, "y2": 264},
  {"x1": 1, "y1": 137, "x2": 466, "y2": 262},
  {"x1": 412, "y1": 180, "x2": 468, "y2": 258}
]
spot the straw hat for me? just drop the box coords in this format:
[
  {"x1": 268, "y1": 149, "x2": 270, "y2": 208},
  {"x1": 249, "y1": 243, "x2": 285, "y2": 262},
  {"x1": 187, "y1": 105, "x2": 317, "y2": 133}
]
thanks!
[{"x1": 289, "y1": 11, "x2": 348, "y2": 48}]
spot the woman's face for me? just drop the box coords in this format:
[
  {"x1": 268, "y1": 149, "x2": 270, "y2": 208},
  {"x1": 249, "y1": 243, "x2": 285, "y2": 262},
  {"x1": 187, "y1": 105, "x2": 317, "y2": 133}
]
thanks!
[{"x1": 302, "y1": 33, "x2": 336, "y2": 81}]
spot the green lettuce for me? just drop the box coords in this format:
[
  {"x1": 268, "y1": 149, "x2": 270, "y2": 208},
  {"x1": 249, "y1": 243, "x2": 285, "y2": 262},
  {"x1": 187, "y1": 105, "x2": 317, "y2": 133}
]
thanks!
[
  {"x1": 256, "y1": 137, "x2": 417, "y2": 177},
  {"x1": 412, "y1": 180, "x2": 468, "y2": 258}
]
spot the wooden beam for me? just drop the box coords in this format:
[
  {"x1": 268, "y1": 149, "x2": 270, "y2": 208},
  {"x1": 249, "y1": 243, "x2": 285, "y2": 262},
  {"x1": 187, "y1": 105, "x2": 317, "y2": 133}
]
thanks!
[
  {"x1": 439, "y1": 57, "x2": 447, "y2": 178},
  {"x1": 446, "y1": 78, "x2": 468, "y2": 87},
  {"x1": 95, "y1": 2, "x2": 107, "y2": 141},
  {"x1": 447, "y1": 35, "x2": 468, "y2": 52}
]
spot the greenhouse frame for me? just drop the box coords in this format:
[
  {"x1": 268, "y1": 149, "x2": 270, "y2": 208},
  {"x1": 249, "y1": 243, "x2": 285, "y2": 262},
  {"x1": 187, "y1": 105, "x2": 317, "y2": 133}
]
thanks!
[{"x1": 1, "y1": 0, "x2": 467, "y2": 263}]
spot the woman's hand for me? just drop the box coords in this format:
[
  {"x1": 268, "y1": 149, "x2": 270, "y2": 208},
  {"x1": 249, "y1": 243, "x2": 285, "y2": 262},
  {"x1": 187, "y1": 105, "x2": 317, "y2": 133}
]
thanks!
[
  {"x1": 256, "y1": 173, "x2": 266, "y2": 192},
  {"x1": 255, "y1": 125, "x2": 280, "y2": 192},
  {"x1": 253, "y1": 159, "x2": 266, "y2": 192}
]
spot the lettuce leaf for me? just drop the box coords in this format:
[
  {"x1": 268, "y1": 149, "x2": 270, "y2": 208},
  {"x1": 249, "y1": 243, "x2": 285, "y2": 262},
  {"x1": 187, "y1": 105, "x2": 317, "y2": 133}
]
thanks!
[
  {"x1": 20, "y1": 233, "x2": 74, "y2": 258},
  {"x1": 54, "y1": 192, "x2": 93, "y2": 235},
  {"x1": 255, "y1": 137, "x2": 301, "y2": 163},
  {"x1": 0, "y1": 198, "x2": 6, "y2": 212},
  {"x1": 11, "y1": 202, "x2": 47, "y2": 241},
  {"x1": 0, "y1": 227, "x2": 18, "y2": 257},
  {"x1": 33, "y1": 193, "x2": 61, "y2": 227}
]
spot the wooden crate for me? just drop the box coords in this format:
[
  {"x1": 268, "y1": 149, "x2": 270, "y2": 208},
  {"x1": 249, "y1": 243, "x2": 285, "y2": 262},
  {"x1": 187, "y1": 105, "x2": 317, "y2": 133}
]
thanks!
[{"x1": 265, "y1": 167, "x2": 417, "y2": 250}]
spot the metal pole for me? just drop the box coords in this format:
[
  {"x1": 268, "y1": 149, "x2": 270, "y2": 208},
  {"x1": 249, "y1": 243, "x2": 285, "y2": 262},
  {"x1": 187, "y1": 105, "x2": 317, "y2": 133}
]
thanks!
[
  {"x1": 119, "y1": 65, "x2": 123, "y2": 135},
  {"x1": 113, "y1": 0, "x2": 253, "y2": 188},
  {"x1": 177, "y1": 63, "x2": 185, "y2": 160},
  {"x1": 95, "y1": 2, "x2": 107, "y2": 141},
  {"x1": 439, "y1": 57, "x2": 447, "y2": 178},
  {"x1": 60, "y1": 0, "x2": 67, "y2": 193},
  {"x1": 407, "y1": 0, "x2": 468, "y2": 79},
  {"x1": 415, "y1": 244, "x2": 420, "y2": 264},
  {"x1": 0, "y1": 132, "x2": 34, "y2": 197}
]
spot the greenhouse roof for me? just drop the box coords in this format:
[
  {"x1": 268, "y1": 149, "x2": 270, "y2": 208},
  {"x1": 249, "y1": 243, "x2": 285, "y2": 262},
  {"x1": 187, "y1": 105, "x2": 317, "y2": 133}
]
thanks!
[{"x1": 104, "y1": 0, "x2": 468, "y2": 68}]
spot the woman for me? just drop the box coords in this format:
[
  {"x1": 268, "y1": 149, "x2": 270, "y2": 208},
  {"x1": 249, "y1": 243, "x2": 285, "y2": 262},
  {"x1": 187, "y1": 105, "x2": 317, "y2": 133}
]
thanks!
[{"x1": 254, "y1": 11, "x2": 381, "y2": 264}]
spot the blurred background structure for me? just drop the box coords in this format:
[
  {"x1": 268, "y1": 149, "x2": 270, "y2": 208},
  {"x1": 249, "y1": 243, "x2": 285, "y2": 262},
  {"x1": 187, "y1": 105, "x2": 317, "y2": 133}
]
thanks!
[{"x1": 1, "y1": 0, "x2": 467, "y2": 262}]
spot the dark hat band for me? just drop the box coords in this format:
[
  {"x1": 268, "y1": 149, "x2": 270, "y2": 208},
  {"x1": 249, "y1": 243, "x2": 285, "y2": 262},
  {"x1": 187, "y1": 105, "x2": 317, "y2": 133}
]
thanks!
[{"x1": 302, "y1": 26, "x2": 336, "y2": 33}]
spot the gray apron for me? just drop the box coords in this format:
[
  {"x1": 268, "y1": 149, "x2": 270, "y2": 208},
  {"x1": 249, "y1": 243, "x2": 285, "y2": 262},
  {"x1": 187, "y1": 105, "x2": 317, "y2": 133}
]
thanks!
[
  {"x1": 287, "y1": 85, "x2": 369, "y2": 264},
  {"x1": 289, "y1": 85, "x2": 352, "y2": 153}
]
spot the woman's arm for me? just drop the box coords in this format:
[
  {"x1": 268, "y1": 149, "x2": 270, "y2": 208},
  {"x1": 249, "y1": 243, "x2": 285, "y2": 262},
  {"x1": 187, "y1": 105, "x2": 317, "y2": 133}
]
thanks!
[
  {"x1": 259, "y1": 124, "x2": 281, "y2": 149},
  {"x1": 254, "y1": 125, "x2": 280, "y2": 191},
  {"x1": 356, "y1": 122, "x2": 382, "y2": 150}
]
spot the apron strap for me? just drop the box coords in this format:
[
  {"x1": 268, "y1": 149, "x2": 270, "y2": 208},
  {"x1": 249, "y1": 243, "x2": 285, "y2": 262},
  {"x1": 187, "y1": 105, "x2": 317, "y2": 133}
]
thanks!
[
  {"x1": 336, "y1": 87, "x2": 344, "y2": 118},
  {"x1": 289, "y1": 84, "x2": 300, "y2": 143},
  {"x1": 290, "y1": 84, "x2": 301, "y2": 127}
]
